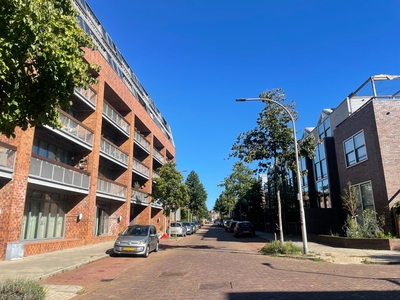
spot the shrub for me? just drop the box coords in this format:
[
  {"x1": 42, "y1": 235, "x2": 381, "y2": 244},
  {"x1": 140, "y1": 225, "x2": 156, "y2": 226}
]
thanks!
[
  {"x1": 343, "y1": 209, "x2": 386, "y2": 238},
  {"x1": 261, "y1": 240, "x2": 303, "y2": 255},
  {"x1": 0, "y1": 278, "x2": 46, "y2": 300}
]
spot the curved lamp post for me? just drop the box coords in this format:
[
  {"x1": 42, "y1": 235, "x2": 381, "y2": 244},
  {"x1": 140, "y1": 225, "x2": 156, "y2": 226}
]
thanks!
[{"x1": 236, "y1": 97, "x2": 308, "y2": 255}]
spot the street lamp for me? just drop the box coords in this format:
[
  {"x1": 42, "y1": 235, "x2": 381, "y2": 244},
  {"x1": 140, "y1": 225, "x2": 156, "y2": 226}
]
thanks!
[{"x1": 236, "y1": 97, "x2": 309, "y2": 255}]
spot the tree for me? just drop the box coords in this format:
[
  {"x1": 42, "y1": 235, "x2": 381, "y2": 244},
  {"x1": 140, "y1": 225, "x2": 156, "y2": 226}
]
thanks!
[
  {"x1": 185, "y1": 171, "x2": 208, "y2": 221},
  {"x1": 217, "y1": 161, "x2": 257, "y2": 219},
  {"x1": 149, "y1": 162, "x2": 189, "y2": 235},
  {"x1": 231, "y1": 88, "x2": 315, "y2": 243},
  {"x1": 0, "y1": 0, "x2": 98, "y2": 137}
]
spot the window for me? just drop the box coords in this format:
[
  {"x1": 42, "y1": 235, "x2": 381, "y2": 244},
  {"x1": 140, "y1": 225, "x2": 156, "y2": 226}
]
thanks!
[
  {"x1": 352, "y1": 182, "x2": 375, "y2": 215},
  {"x1": 318, "y1": 117, "x2": 331, "y2": 139},
  {"x1": 21, "y1": 190, "x2": 67, "y2": 240},
  {"x1": 32, "y1": 138, "x2": 72, "y2": 165},
  {"x1": 344, "y1": 131, "x2": 367, "y2": 167}
]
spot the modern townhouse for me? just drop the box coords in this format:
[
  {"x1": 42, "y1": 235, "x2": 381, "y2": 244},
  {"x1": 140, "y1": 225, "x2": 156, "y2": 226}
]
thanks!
[
  {"x1": 0, "y1": 0, "x2": 175, "y2": 260},
  {"x1": 301, "y1": 74, "x2": 400, "y2": 236}
]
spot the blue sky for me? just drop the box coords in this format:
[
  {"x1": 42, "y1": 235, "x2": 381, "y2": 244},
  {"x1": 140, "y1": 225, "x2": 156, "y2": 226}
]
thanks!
[{"x1": 86, "y1": 0, "x2": 400, "y2": 211}]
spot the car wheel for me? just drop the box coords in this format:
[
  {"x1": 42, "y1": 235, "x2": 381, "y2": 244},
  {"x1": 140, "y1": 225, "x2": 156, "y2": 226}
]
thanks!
[
  {"x1": 143, "y1": 245, "x2": 150, "y2": 258},
  {"x1": 154, "y1": 242, "x2": 159, "y2": 252}
]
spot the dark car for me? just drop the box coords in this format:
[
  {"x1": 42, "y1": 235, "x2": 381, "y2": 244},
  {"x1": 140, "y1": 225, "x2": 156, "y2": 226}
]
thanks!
[
  {"x1": 113, "y1": 224, "x2": 159, "y2": 257},
  {"x1": 233, "y1": 221, "x2": 255, "y2": 237},
  {"x1": 228, "y1": 221, "x2": 239, "y2": 232}
]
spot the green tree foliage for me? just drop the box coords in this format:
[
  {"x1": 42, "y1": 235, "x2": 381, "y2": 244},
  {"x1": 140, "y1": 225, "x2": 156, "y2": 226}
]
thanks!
[
  {"x1": 150, "y1": 162, "x2": 189, "y2": 217},
  {"x1": 216, "y1": 161, "x2": 257, "y2": 219},
  {"x1": 213, "y1": 191, "x2": 234, "y2": 217},
  {"x1": 185, "y1": 171, "x2": 208, "y2": 219},
  {"x1": 0, "y1": 0, "x2": 98, "y2": 137},
  {"x1": 231, "y1": 88, "x2": 315, "y2": 243}
]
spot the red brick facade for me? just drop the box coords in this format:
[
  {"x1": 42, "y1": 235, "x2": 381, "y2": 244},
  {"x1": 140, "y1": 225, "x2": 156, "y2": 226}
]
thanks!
[{"x1": 0, "y1": 49, "x2": 175, "y2": 260}]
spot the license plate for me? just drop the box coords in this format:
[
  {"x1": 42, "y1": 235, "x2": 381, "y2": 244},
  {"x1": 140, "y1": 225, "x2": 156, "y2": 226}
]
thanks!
[
  {"x1": 171, "y1": 231, "x2": 176, "y2": 235},
  {"x1": 124, "y1": 247, "x2": 135, "y2": 251}
]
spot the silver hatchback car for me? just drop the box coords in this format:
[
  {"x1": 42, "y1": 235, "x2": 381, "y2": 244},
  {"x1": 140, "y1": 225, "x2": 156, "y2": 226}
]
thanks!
[{"x1": 113, "y1": 225, "x2": 159, "y2": 257}]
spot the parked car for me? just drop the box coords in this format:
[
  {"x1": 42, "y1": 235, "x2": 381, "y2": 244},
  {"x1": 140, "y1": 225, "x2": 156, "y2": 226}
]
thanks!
[
  {"x1": 228, "y1": 221, "x2": 239, "y2": 232},
  {"x1": 195, "y1": 220, "x2": 201, "y2": 229},
  {"x1": 190, "y1": 222, "x2": 197, "y2": 233},
  {"x1": 169, "y1": 222, "x2": 187, "y2": 237},
  {"x1": 233, "y1": 221, "x2": 255, "y2": 237},
  {"x1": 224, "y1": 220, "x2": 232, "y2": 231},
  {"x1": 182, "y1": 222, "x2": 193, "y2": 235},
  {"x1": 113, "y1": 224, "x2": 159, "y2": 257}
]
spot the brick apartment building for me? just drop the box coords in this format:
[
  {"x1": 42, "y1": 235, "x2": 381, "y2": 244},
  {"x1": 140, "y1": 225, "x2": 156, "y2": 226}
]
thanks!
[
  {"x1": 0, "y1": 0, "x2": 175, "y2": 260},
  {"x1": 301, "y1": 75, "x2": 400, "y2": 236}
]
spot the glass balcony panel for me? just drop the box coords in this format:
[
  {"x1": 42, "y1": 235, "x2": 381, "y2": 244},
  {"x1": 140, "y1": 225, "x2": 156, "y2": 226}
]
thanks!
[
  {"x1": 59, "y1": 114, "x2": 94, "y2": 145},
  {"x1": 102, "y1": 102, "x2": 130, "y2": 136},
  {"x1": 132, "y1": 159, "x2": 150, "y2": 177},
  {"x1": 64, "y1": 169, "x2": 73, "y2": 185},
  {"x1": 0, "y1": 146, "x2": 16, "y2": 169},
  {"x1": 53, "y1": 165, "x2": 64, "y2": 182},
  {"x1": 100, "y1": 139, "x2": 128, "y2": 166},
  {"x1": 134, "y1": 130, "x2": 150, "y2": 152},
  {"x1": 97, "y1": 178, "x2": 127, "y2": 198},
  {"x1": 74, "y1": 86, "x2": 97, "y2": 107},
  {"x1": 29, "y1": 157, "x2": 90, "y2": 189},
  {"x1": 131, "y1": 189, "x2": 147, "y2": 203},
  {"x1": 153, "y1": 148, "x2": 163, "y2": 163}
]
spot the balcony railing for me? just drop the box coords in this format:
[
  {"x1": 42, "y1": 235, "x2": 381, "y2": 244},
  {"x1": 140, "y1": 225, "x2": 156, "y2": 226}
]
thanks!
[
  {"x1": 153, "y1": 148, "x2": 164, "y2": 164},
  {"x1": 29, "y1": 156, "x2": 90, "y2": 189},
  {"x1": 59, "y1": 113, "x2": 94, "y2": 146},
  {"x1": 152, "y1": 172, "x2": 160, "y2": 178},
  {"x1": 100, "y1": 138, "x2": 128, "y2": 166},
  {"x1": 132, "y1": 159, "x2": 150, "y2": 178},
  {"x1": 134, "y1": 130, "x2": 150, "y2": 152},
  {"x1": 103, "y1": 101, "x2": 130, "y2": 136},
  {"x1": 0, "y1": 145, "x2": 16, "y2": 171},
  {"x1": 74, "y1": 86, "x2": 97, "y2": 107},
  {"x1": 131, "y1": 189, "x2": 148, "y2": 204},
  {"x1": 97, "y1": 178, "x2": 127, "y2": 198}
]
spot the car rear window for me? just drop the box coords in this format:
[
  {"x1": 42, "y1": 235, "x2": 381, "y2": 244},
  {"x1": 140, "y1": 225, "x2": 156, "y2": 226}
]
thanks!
[{"x1": 171, "y1": 222, "x2": 179, "y2": 227}]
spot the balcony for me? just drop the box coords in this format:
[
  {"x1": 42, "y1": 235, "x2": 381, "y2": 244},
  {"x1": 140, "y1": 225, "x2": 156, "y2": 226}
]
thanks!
[
  {"x1": 103, "y1": 101, "x2": 130, "y2": 137},
  {"x1": 0, "y1": 144, "x2": 16, "y2": 179},
  {"x1": 100, "y1": 138, "x2": 129, "y2": 167},
  {"x1": 131, "y1": 189, "x2": 148, "y2": 205},
  {"x1": 97, "y1": 178, "x2": 127, "y2": 200},
  {"x1": 74, "y1": 86, "x2": 97, "y2": 109},
  {"x1": 132, "y1": 159, "x2": 150, "y2": 178},
  {"x1": 153, "y1": 148, "x2": 164, "y2": 165},
  {"x1": 134, "y1": 130, "x2": 150, "y2": 153},
  {"x1": 59, "y1": 112, "x2": 94, "y2": 147},
  {"x1": 29, "y1": 155, "x2": 90, "y2": 192}
]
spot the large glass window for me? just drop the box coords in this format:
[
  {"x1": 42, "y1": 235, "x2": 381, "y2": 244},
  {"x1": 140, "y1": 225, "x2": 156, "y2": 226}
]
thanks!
[
  {"x1": 318, "y1": 117, "x2": 331, "y2": 139},
  {"x1": 344, "y1": 131, "x2": 367, "y2": 167},
  {"x1": 352, "y1": 182, "x2": 375, "y2": 215},
  {"x1": 32, "y1": 138, "x2": 72, "y2": 164},
  {"x1": 21, "y1": 190, "x2": 67, "y2": 240}
]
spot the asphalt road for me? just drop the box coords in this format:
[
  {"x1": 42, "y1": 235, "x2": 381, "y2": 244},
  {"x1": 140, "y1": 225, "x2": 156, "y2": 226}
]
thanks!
[{"x1": 42, "y1": 225, "x2": 400, "y2": 300}]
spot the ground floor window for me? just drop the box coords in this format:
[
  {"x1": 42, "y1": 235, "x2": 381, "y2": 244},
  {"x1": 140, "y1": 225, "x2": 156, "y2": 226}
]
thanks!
[
  {"x1": 21, "y1": 190, "x2": 67, "y2": 240},
  {"x1": 352, "y1": 181, "x2": 375, "y2": 215},
  {"x1": 94, "y1": 200, "x2": 110, "y2": 236},
  {"x1": 317, "y1": 179, "x2": 331, "y2": 208}
]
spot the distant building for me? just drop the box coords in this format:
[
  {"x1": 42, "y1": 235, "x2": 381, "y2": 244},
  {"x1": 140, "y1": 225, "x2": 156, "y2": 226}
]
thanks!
[{"x1": 0, "y1": 0, "x2": 175, "y2": 260}]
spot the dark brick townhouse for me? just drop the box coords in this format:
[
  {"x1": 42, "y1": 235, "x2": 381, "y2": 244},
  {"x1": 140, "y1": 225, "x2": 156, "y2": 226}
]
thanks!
[
  {"x1": 301, "y1": 75, "x2": 400, "y2": 236},
  {"x1": 0, "y1": 0, "x2": 175, "y2": 260}
]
